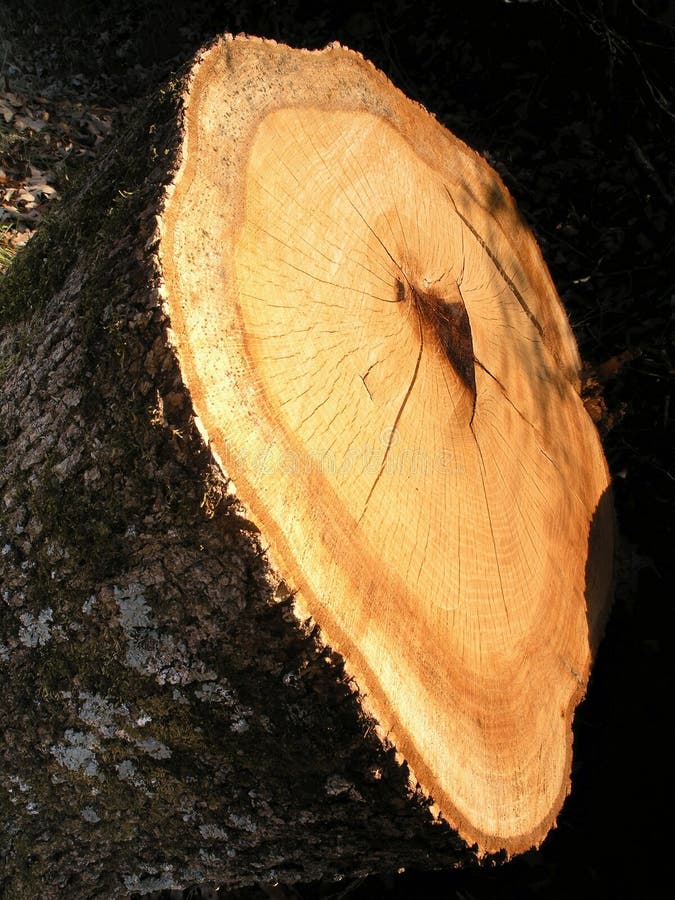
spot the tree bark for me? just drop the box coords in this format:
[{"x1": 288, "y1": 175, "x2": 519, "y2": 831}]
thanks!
[{"x1": 0, "y1": 35, "x2": 613, "y2": 897}]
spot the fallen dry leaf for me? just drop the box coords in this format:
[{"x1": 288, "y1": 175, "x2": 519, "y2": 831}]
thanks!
[
  {"x1": 13, "y1": 115, "x2": 48, "y2": 133},
  {"x1": 3, "y1": 92, "x2": 24, "y2": 108}
]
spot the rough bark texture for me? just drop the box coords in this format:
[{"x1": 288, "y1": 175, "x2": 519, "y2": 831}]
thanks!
[{"x1": 0, "y1": 49, "x2": 477, "y2": 899}]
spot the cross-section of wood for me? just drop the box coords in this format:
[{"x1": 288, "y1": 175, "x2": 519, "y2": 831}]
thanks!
[{"x1": 161, "y1": 35, "x2": 614, "y2": 856}]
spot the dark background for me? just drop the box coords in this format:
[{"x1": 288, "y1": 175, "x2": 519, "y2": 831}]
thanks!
[{"x1": 1, "y1": 1, "x2": 673, "y2": 897}]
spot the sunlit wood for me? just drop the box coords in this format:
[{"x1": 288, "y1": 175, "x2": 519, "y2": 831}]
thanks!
[{"x1": 161, "y1": 36, "x2": 614, "y2": 855}]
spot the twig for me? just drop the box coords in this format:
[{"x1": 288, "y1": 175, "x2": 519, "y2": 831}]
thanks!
[{"x1": 627, "y1": 133, "x2": 674, "y2": 206}]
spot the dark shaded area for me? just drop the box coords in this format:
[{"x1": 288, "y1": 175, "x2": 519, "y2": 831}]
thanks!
[
  {"x1": 415, "y1": 287, "x2": 477, "y2": 401},
  {"x1": 1, "y1": 0, "x2": 672, "y2": 897},
  {"x1": 584, "y1": 485, "x2": 616, "y2": 650}
]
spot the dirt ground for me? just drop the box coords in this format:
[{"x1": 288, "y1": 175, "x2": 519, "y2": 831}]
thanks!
[{"x1": 1, "y1": 1, "x2": 672, "y2": 897}]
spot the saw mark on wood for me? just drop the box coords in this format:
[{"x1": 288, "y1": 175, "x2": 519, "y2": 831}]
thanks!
[
  {"x1": 470, "y1": 421, "x2": 511, "y2": 629},
  {"x1": 358, "y1": 312, "x2": 425, "y2": 523},
  {"x1": 296, "y1": 368, "x2": 345, "y2": 430},
  {"x1": 474, "y1": 360, "x2": 587, "y2": 511},
  {"x1": 296, "y1": 113, "x2": 413, "y2": 296},
  {"x1": 252, "y1": 164, "x2": 398, "y2": 292},
  {"x1": 474, "y1": 358, "x2": 539, "y2": 432},
  {"x1": 250, "y1": 224, "x2": 400, "y2": 305},
  {"x1": 334, "y1": 124, "x2": 410, "y2": 278},
  {"x1": 443, "y1": 185, "x2": 568, "y2": 374}
]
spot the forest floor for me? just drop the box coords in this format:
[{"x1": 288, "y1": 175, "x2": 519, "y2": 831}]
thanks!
[{"x1": 1, "y1": 1, "x2": 673, "y2": 898}]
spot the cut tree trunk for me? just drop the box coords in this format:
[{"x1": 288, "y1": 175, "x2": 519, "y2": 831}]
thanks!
[{"x1": 0, "y1": 35, "x2": 614, "y2": 897}]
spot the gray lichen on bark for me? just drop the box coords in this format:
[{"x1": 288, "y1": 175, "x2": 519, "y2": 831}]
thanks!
[{"x1": 0, "y1": 58, "x2": 472, "y2": 899}]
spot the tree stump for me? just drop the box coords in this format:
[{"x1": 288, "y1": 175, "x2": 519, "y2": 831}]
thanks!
[{"x1": 0, "y1": 35, "x2": 614, "y2": 896}]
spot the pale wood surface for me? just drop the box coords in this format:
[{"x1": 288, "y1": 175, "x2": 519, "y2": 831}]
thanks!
[{"x1": 162, "y1": 36, "x2": 614, "y2": 855}]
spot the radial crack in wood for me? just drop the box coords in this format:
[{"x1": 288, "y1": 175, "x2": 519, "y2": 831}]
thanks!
[{"x1": 161, "y1": 36, "x2": 614, "y2": 856}]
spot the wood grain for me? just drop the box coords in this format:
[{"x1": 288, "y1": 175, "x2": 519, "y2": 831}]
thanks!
[{"x1": 161, "y1": 36, "x2": 614, "y2": 855}]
